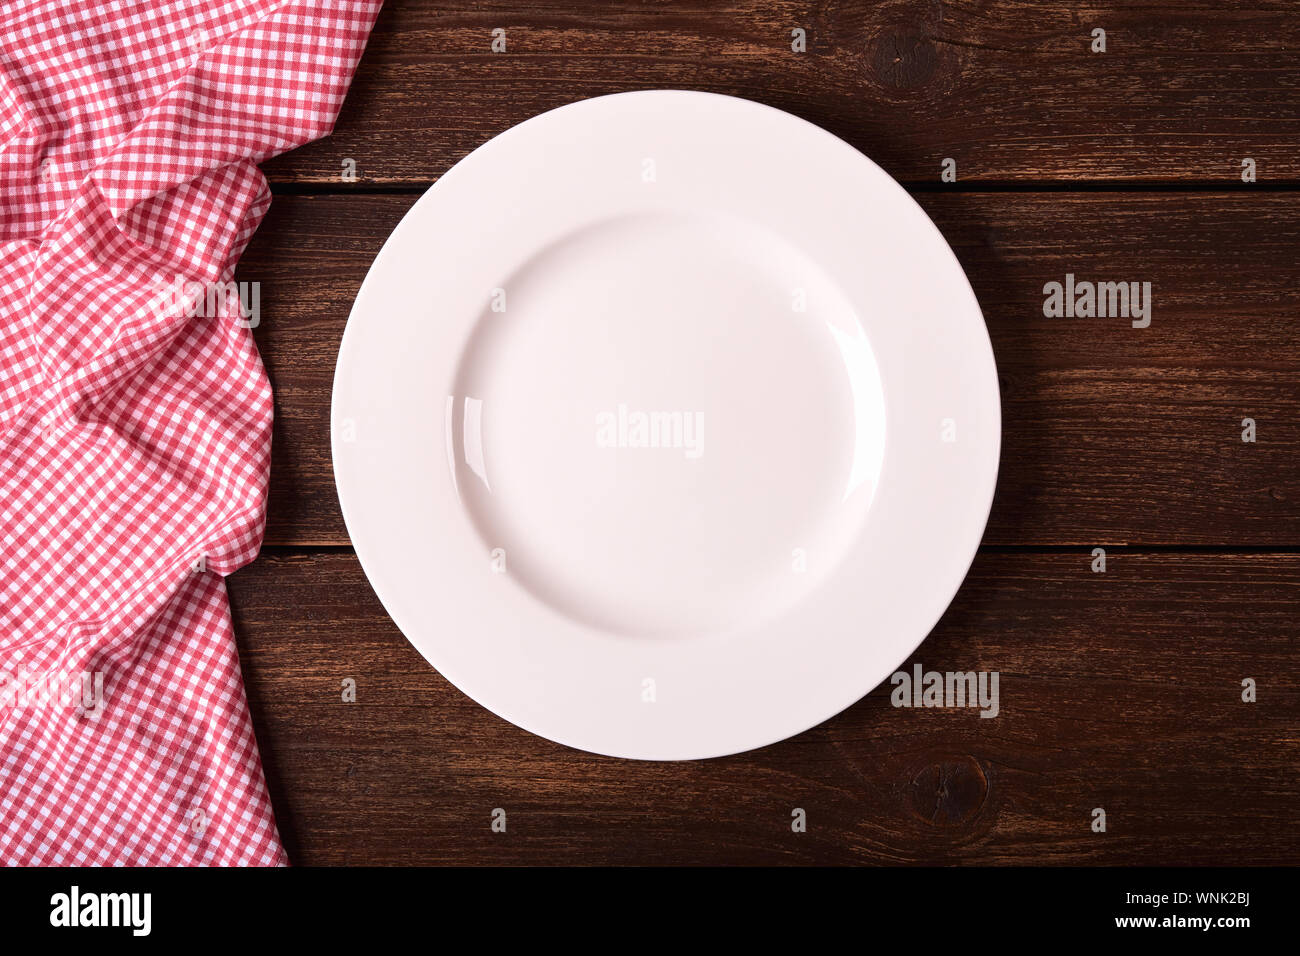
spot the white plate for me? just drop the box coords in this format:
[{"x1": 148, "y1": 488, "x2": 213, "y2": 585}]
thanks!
[{"x1": 331, "y1": 90, "x2": 1000, "y2": 760}]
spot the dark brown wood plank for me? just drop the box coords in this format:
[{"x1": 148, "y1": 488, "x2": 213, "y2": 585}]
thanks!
[
  {"x1": 228, "y1": 549, "x2": 1300, "y2": 865},
  {"x1": 240, "y1": 192, "x2": 1300, "y2": 547},
  {"x1": 262, "y1": 0, "x2": 1300, "y2": 187}
]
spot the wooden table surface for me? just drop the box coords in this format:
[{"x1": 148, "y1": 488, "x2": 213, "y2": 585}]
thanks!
[{"x1": 227, "y1": 0, "x2": 1300, "y2": 865}]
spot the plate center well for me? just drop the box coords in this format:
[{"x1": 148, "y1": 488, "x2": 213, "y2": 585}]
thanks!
[{"x1": 448, "y1": 211, "x2": 887, "y2": 638}]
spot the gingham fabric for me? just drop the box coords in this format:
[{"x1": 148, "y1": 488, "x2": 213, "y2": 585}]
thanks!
[{"x1": 0, "y1": 0, "x2": 381, "y2": 865}]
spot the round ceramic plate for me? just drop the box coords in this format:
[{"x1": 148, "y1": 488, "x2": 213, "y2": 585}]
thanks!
[{"x1": 331, "y1": 90, "x2": 1000, "y2": 760}]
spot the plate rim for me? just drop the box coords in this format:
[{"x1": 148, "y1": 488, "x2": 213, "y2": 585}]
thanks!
[{"x1": 330, "y1": 89, "x2": 1002, "y2": 760}]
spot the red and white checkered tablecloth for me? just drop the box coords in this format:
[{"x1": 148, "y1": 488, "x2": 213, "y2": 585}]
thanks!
[{"x1": 0, "y1": 0, "x2": 382, "y2": 866}]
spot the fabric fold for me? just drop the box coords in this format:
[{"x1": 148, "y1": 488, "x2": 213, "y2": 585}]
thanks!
[{"x1": 1, "y1": 0, "x2": 383, "y2": 866}]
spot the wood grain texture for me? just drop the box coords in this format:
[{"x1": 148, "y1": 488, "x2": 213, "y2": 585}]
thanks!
[
  {"x1": 261, "y1": 0, "x2": 1300, "y2": 187},
  {"x1": 241, "y1": 192, "x2": 1300, "y2": 547},
  {"x1": 229, "y1": 0, "x2": 1300, "y2": 867},
  {"x1": 228, "y1": 549, "x2": 1300, "y2": 865}
]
